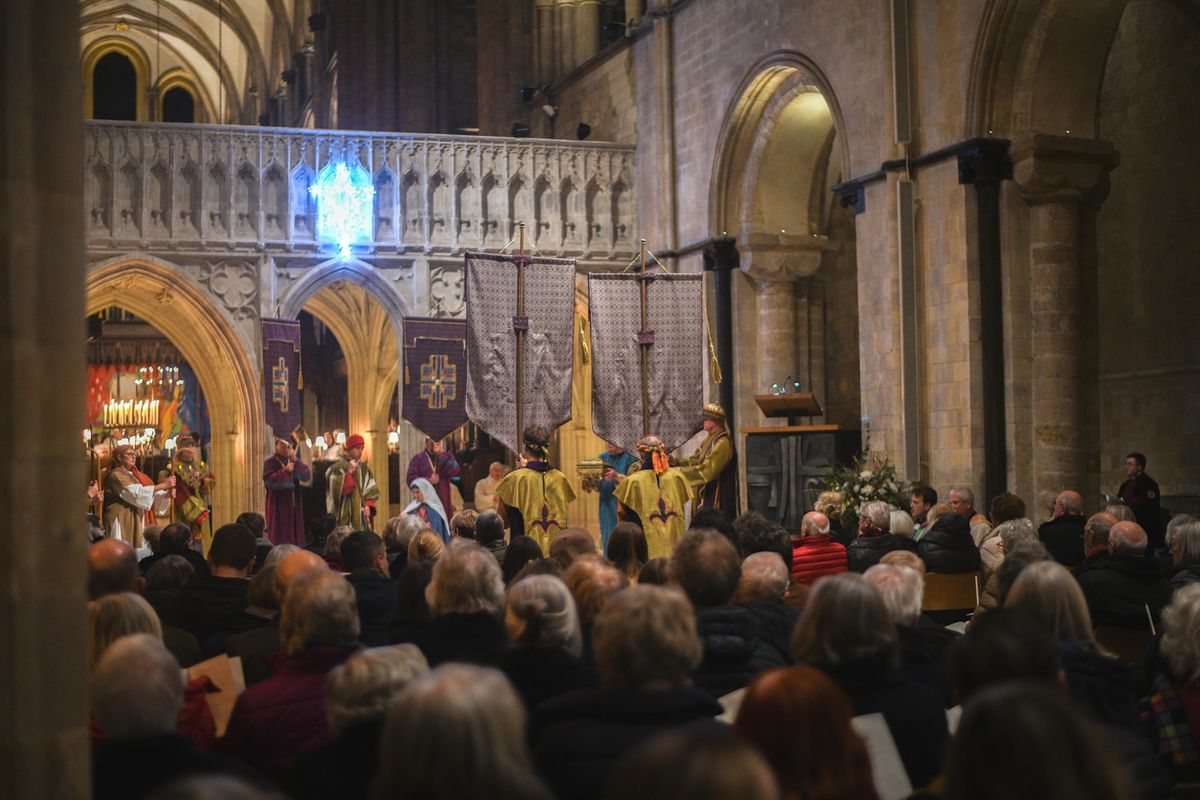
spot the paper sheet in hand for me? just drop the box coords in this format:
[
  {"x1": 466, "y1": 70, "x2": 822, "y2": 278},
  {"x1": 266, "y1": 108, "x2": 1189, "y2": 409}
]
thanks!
[
  {"x1": 851, "y1": 712, "x2": 912, "y2": 800},
  {"x1": 186, "y1": 653, "x2": 246, "y2": 737}
]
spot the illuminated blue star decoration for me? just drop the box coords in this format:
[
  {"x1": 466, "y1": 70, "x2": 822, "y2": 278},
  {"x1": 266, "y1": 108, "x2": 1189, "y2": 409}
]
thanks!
[{"x1": 310, "y1": 161, "x2": 375, "y2": 259}]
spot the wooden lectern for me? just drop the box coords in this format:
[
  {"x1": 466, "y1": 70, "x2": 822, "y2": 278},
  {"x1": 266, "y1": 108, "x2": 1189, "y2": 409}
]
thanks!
[{"x1": 752, "y1": 393, "x2": 825, "y2": 426}]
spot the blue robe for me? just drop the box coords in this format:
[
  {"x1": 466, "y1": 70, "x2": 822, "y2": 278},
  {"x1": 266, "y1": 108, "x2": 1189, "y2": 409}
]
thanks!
[{"x1": 598, "y1": 450, "x2": 637, "y2": 554}]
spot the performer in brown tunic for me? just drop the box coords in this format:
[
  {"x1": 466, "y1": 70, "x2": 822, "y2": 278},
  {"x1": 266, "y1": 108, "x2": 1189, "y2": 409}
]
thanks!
[{"x1": 103, "y1": 445, "x2": 174, "y2": 547}]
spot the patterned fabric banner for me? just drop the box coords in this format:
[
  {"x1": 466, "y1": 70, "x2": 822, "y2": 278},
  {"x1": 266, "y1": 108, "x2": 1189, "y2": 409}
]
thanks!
[
  {"x1": 402, "y1": 317, "x2": 468, "y2": 440},
  {"x1": 262, "y1": 318, "x2": 301, "y2": 435},
  {"x1": 588, "y1": 273, "x2": 704, "y2": 454},
  {"x1": 465, "y1": 252, "x2": 576, "y2": 455}
]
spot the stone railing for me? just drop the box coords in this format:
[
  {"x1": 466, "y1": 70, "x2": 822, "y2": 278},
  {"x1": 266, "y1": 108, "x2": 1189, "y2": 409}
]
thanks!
[{"x1": 84, "y1": 121, "x2": 638, "y2": 260}]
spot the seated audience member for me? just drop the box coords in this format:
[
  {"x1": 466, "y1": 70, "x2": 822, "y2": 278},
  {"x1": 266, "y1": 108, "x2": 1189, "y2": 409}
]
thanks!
[
  {"x1": 410, "y1": 540, "x2": 507, "y2": 666},
  {"x1": 167, "y1": 523, "x2": 258, "y2": 653},
  {"x1": 669, "y1": 530, "x2": 789, "y2": 697},
  {"x1": 140, "y1": 522, "x2": 209, "y2": 578},
  {"x1": 550, "y1": 528, "x2": 598, "y2": 570},
  {"x1": 92, "y1": 635, "x2": 250, "y2": 799},
  {"x1": 222, "y1": 570, "x2": 360, "y2": 774},
  {"x1": 924, "y1": 502, "x2": 952, "y2": 531},
  {"x1": 1007, "y1": 560, "x2": 1139, "y2": 728},
  {"x1": 880, "y1": 548, "x2": 926, "y2": 573},
  {"x1": 341, "y1": 531, "x2": 398, "y2": 646},
  {"x1": 865, "y1": 563, "x2": 958, "y2": 706},
  {"x1": 1078, "y1": 512, "x2": 1119, "y2": 575},
  {"x1": 790, "y1": 510, "x2": 848, "y2": 586},
  {"x1": 451, "y1": 509, "x2": 479, "y2": 540},
  {"x1": 1168, "y1": 517, "x2": 1200, "y2": 590},
  {"x1": 322, "y1": 525, "x2": 352, "y2": 571},
  {"x1": 382, "y1": 514, "x2": 426, "y2": 578},
  {"x1": 501, "y1": 575, "x2": 597, "y2": 712},
  {"x1": 374, "y1": 664, "x2": 552, "y2": 800},
  {"x1": 607, "y1": 521, "x2": 649, "y2": 583},
  {"x1": 89, "y1": 537, "x2": 142, "y2": 599},
  {"x1": 916, "y1": 513, "x2": 981, "y2": 574},
  {"x1": 979, "y1": 492, "x2": 1027, "y2": 574},
  {"x1": 637, "y1": 557, "x2": 669, "y2": 586},
  {"x1": 89, "y1": 592, "x2": 162, "y2": 669},
  {"x1": 512, "y1": 558, "x2": 563, "y2": 583},
  {"x1": 407, "y1": 529, "x2": 447, "y2": 565},
  {"x1": 475, "y1": 510, "x2": 508, "y2": 566},
  {"x1": 234, "y1": 566, "x2": 282, "y2": 629},
  {"x1": 235, "y1": 512, "x2": 272, "y2": 574},
  {"x1": 262, "y1": 543, "x2": 301, "y2": 571},
  {"x1": 388, "y1": 560, "x2": 434, "y2": 645},
  {"x1": 814, "y1": 491, "x2": 853, "y2": 548},
  {"x1": 847, "y1": 501, "x2": 917, "y2": 573},
  {"x1": 563, "y1": 554, "x2": 628, "y2": 662},
  {"x1": 944, "y1": 683, "x2": 1130, "y2": 800},
  {"x1": 139, "y1": 524, "x2": 163, "y2": 559},
  {"x1": 1076, "y1": 521, "x2": 1172, "y2": 629},
  {"x1": 1145, "y1": 584, "x2": 1200, "y2": 781},
  {"x1": 689, "y1": 508, "x2": 738, "y2": 548},
  {"x1": 288, "y1": 645, "x2": 429, "y2": 800},
  {"x1": 1039, "y1": 490, "x2": 1088, "y2": 567},
  {"x1": 91, "y1": 564, "x2": 201, "y2": 669},
  {"x1": 734, "y1": 512, "x2": 794, "y2": 572},
  {"x1": 607, "y1": 726, "x2": 780, "y2": 800},
  {"x1": 890, "y1": 510, "x2": 916, "y2": 540},
  {"x1": 532, "y1": 585, "x2": 723, "y2": 800},
  {"x1": 969, "y1": 536, "x2": 1048, "y2": 625},
  {"x1": 736, "y1": 553, "x2": 791, "y2": 605},
  {"x1": 948, "y1": 486, "x2": 991, "y2": 546},
  {"x1": 143, "y1": 554, "x2": 195, "y2": 618},
  {"x1": 503, "y1": 535, "x2": 545, "y2": 584},
  {"x1": 791, "y1": 573, "x2": 948, "y2": 788},
  {"x1": 734, "y1": 666, "x2": 879, "y2": 800},
  {"x1": 1106, "y1": 502, "x2": 1136, "y2": 523},
  {"x1": 910, "y1": 485, "x2": 937, "y2": 540}
]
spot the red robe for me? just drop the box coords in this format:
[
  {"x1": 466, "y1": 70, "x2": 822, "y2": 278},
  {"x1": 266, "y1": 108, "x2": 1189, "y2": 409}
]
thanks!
[{"x1": 263, "y1": 455, "x2": 312, "y2": 546}]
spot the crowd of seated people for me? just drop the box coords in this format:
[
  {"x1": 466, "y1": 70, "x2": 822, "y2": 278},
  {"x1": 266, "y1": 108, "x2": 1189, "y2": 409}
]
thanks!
[{"x1": 82, "y1": 465, "x2": 1200, "y2": 800}]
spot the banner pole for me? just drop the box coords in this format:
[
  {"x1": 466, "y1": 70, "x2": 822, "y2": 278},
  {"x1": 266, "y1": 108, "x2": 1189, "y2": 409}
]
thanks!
[
  {"x1": 638, "y1": 239, "x2": 650, "y2": 437},
  {"x1": 515, "y1": 223, "x2": 526, "y2": 456}
]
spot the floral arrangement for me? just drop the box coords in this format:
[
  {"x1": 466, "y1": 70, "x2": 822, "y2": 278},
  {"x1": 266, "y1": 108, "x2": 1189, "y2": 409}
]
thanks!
[{"x1": 823, "y1": 450, "x2": 908, "y2": 519}]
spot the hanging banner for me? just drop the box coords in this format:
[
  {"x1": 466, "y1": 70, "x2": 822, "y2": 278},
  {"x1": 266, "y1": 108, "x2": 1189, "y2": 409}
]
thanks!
[
  {"x1": 465, "y1": 252, "x2": 576, "y2": 455},
  {"x1": 402, "y1": 317, "x2": 469, "y2": 441},
  {"x1": 261, "y1": 317, "x2": 301, "y2": 435},
  {"x1": 588, "y1": 272, "x2": 704, "y2": 455}
]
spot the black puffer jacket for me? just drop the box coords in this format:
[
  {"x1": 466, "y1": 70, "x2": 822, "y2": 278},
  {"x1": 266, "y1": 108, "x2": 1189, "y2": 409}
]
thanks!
[
  {"x1": 917, "y1": 513, "x2": 981, "y2": 574},
  {"x1": 689, "y1": 604, "x2": 790, "y2": 698},
  {"x1": 847, "y1": 533, "x2": 918, "y2": 573}
]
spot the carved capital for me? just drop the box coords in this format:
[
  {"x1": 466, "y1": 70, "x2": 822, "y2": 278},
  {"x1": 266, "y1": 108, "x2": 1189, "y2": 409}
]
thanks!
[
  {"x1": 739, "y1": 232, "x2": 835, "y2": 283},
  {"x1": 1011, "y1": 133, "x2": 1119, "y2": 205}
]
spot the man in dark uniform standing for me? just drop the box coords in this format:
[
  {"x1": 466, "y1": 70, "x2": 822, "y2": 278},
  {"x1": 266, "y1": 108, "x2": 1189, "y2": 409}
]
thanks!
[{"x1": 1118, "y1": 452, "x2": 1163, "y2": 550}]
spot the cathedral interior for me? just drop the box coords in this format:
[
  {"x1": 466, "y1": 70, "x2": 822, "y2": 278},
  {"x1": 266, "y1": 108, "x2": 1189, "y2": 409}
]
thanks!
[{"x1": 3, "y1": 0, "x2": 1199, "y2": 793}]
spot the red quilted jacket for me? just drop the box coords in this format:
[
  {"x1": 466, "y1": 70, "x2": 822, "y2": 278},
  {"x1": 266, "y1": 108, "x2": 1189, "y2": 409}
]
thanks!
[{"x1": 790, "y1": 534, "x2": 848, "y2": 585}]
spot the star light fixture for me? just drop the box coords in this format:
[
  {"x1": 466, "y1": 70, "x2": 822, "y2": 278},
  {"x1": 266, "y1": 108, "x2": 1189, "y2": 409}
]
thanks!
[{"x1": 309, "y1": 160, "x2": 375, "y2": 259}]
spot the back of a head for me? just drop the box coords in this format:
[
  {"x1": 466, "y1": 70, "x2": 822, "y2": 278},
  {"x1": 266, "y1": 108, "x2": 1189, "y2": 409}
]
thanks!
[
  {"x1": 1105, "y1": 503, "x2": 1136, "y2": 523},
  {"x1": 593, "y1": 585, "x2": 701, "y2": 688},
  {"x1": 689, "y1": 508, "x2": 737, "y2": 546},
  {"x1": 800, "y1": 511, "x2": 831, "y2": 538},
  {"x1": 563, "y1": 554, "x2": 628, "y2": 628},
  {"x1": 879, "y1": 549, "x2": 926, "y2": 574},
  {"x1": 325, "y1": 525, "x2": 353, "y2": 556},
  {"x1": 994, "y1": 540, "x2": 1052, "y2": 605},
  {"x1": 1160, "y1": 584, "x2": 1200, "y2": 683},
  {"x1": 385, "y1": 513, "x2": 427, "y2": 555},
  {"x1": 791, "y1": 573, "x2": 898, "y2": 668},
  {"x1": 274, "y1": 549, "x2": 328, "y2": 597},
  {"x1": 451, "y1": 509, "x2": 479, "y2": 540},
  {"x1": 736, "y1": 552, "x2": 790, "y2": 604},
  {"x1": 142, "y1": 525, "x2": 163, "y2": 554},
  {"x1": 944, "y1": 682, "x2": 1126, "y2": 800},
  {"x1": 143, "y1": 776, "x2": 280, "y2": 800},
  {"x1": 159, "y1": 522, "x2": 194, "y2": 554},
  {"x1": 89, "y1": 592, "x2": 163, "y2": 667},
  {"x1": 326, "y1": 644, "x2": 430, "y2": 735},
  {"x1": 92, "y1": 633, "x2": 182, "y2": 738},
  {"x1": 814, "y1": 491, "x2": 844, "y2": 521},
  {"x1": 428, "y1": 539, "x2": 505, "y2": 617},
  {"x1": 235, "y1": 512, "x2": 266, "y2": 540},
  {"x1": 506, "y1": 574, "x2": 582, "y2": 656},
  {"x1": 1056, "y1": 491, "x2": 1084, "y2": 517},
  {"x1": 668, "y1": 529, "x2": 742, "y2": 610},
  {"x1": 475, "y1": 511, "x2": 506, "y2": 546},
  {"x1": 608, "y1": 522, "x2": 649, "y2": 578},
  {"x1": 995, "y1": 518, "x2": 1037, "y2": 553},
  {"x1": 512, "y1": 558, "x2": 564, "y2": 584},
  {"x1": 88, "y1": 538, "x2": 140, "y2": 599},
  {"x1": 733, "y1": 512, "x2": 794, "y2": 571},
  {"x1": 863, "y1": 563, "x2": 924, "y2": 627},
  {"x1": 989, "y1": 493, "x2": 1027, "y2": 525},
  {"x1": 948, "y1": 609, "x2": 1060, "y2": 705},
  {"x1": 246, "y1": 565, "x2": 281, "y2": 610},
  {"x1": 408, "y1": 530, "x2": 446, "y2": 564},
  {"x1": 549, "y1": 528, "x2": 597, "y2": 569},
  {"x1": 341, "y1": 530, "x2": 386, "y2": 571},
  {"x1": 280, "y1": 569, "x2": 360, "y2": 656},
  {"x1": 502, "y1": 535, "x2": 545, "y2": 583},
  {"x1": 925, "y1": 502, "x2": 952, "y2": 529},
  {"x1": 1006, "y1": 560, "x2": 1095, "y2": 643},
  {"x1": 208, "y1": 523, "x2": 258, "y2": 570},
  {"x1": 373, "y1": 664, "x2": 547, "y2": 800},
  {"x1": 1110, "y1": 521, "x2": 1148, "y2": 556},
  {"x1": 606, "y1": 726, "x2": 779, "y2": 800},
  {"x1": 637, "y1": 557, "x2": 670, "y2": 586},
  {"x1": 734, "y1": 665, "x2": 876, "y2": 800},
  {"x1": 858, "y1": 500, "x2": 891, "y2": 533},
  {"x1": 889, "y1": 510, "x2": 916, "y2": 539},
  {"x1": 263, "y1": 543, "x2": 301, "y2": 571},
  {"x1": 1173, "y1": 518, "x2": 1200, "y2": 567},
  {"x1": 144, "y1": 554, "x2": 194, "y2": 592}
]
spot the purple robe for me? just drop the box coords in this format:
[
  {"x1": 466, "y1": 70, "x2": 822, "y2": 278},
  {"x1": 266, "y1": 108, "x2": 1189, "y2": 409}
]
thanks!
[
  {"x1": 264, "y1": 455, "x2": 312, "y2": 546},
  {"x1": 406, "y1": 449, "x2": 460, "y2": 517}
]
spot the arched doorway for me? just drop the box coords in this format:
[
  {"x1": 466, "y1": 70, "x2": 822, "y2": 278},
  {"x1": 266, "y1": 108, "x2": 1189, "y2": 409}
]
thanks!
[{"x1": 86, "y1": 257, "x2": 264, "y2": 527}]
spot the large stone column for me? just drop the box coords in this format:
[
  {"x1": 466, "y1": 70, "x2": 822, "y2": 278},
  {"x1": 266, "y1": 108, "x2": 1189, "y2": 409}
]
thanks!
[
  {"x1": 575, "y1": 0, "x2": 601, "y2": 64},
  {"x1": 556, "y1": 0, "x2": 577, "y2": 75},
  {"x1": 535, "y1": 0, "x2": 556, "y2": 84},
  {"x1": 1, "y1": 1, "x2": 89, "y2": 797},
  {"x1": 1012, "y1": 134, "x2": 1117, "y2": 515}
]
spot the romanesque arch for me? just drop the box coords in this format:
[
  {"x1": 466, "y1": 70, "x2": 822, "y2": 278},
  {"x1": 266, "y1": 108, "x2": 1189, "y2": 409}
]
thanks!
[{"x1": 86, "y1": 256, "x2": 264, "y2": 525}]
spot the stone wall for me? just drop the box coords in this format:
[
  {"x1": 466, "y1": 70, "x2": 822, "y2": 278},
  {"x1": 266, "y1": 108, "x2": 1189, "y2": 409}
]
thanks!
[{"x1": 535, "y1": 42, "x2": 638, "y2": 145}]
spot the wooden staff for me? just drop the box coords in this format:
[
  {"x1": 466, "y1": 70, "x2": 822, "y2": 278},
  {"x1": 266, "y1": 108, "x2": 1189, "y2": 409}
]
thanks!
[
  {"x1": 515, "y1": 222, "x2": 526, "y2": 455},
  {"x1": 638, "y1": 239, "x2": 651, "y2": 436}
]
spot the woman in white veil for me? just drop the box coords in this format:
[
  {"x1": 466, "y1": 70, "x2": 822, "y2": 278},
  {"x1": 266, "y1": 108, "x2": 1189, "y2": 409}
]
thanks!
[{"x1": 404, "y1": 477, "x2": 450, "y2": 543}]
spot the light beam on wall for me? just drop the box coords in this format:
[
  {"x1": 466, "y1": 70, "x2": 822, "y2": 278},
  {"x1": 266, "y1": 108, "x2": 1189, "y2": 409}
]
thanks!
[{"x1": 310, "y1": 161, "x2": 374, "y2": 259}]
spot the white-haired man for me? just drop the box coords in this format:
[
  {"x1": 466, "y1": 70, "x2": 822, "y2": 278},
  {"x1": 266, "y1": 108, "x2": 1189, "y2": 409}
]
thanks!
[
  {"x1": 1038, "y1": 489, "x2": 1087, "y2": 567},
  {"x1": 790, "y1": 510, "x2": 848, "y2": 586},
  {"x1": 948, "y1": 486, "x2": 992, "y2": 546},
  {"x1": 1076, "y1": 520, "x2": 1172, "y2": 628},
  {"x1": 846, "y1": 500, "x2": 917, "y2": 573}
]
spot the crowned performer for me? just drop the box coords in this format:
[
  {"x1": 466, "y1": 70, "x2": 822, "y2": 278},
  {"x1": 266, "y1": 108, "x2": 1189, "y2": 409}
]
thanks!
[
  {"x1": 103, "y1": 445, "x2": 174, "y2": 547},
  {"x1": 325, "y1": 433, "x2": 381, "y2": 529},
  {"x1": 597, "y1": 443, "x2": 637, "y2": 554},
  {"x1": 614, "y1": 435, "x2": 692, "y2": 559},
  {"x1": 495, "y1": 425, "x2": 576, "y2": 555},
  {"x1": 171, "y1": 433, "x2": 214, "y2": 549},
  {"x1": 263, "y1": 435, "x2": 312, "y2": 546},
  {"x1": 678, "y1": 401, "x2": 739, "y2": 522},
  {"x1": 404, "y1": 477, "x2": 450, "y2": 544},
  {"x1": 406, "y1": 437, "x2": 461, "y2": 517}
]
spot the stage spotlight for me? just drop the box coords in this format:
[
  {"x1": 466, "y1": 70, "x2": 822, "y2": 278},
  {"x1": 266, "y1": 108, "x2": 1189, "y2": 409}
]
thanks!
[
  {"x1": 576, "y1": 122, "x2": 592, "y2": 140},
  {"x1": 511, "y1": 122, "x2": 531, "y2": 138}
]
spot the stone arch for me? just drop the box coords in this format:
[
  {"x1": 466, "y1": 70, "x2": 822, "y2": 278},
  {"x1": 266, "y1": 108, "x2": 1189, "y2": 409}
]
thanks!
[
  {"x1": 86, "y1": 255, "x2": 264, "y2": 527},
  {"x1": 278, "y1": 258, "x2": 412, "y2": 325},
  {"x1": 82, "y1": 36, "x2": 153, "y2": 121}
]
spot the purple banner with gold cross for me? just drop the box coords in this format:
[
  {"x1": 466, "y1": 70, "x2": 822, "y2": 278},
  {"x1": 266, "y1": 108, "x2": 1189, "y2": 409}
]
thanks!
[
  {"x1": 402, "y1": 317, "x2": 469, "y2": 441},
  {"x1": 262, "y1": 317, "x2": 302, "y2": 436}
]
